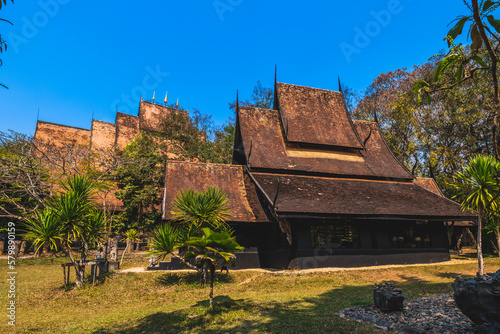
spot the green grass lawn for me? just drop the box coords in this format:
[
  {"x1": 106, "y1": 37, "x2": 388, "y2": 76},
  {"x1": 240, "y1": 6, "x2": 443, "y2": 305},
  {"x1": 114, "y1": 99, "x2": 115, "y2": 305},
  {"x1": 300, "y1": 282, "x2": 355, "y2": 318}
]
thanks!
[{"x1": 1, "y1": 253, "x2": 499, "y2": 334}]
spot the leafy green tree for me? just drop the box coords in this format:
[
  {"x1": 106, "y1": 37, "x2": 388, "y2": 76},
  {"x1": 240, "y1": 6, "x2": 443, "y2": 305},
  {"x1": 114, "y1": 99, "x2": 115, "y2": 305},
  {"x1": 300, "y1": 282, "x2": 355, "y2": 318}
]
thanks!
[
  {"x1": 415, "y1": 0, "x2": 500, "y2": 158},
  {"x1": 115, "y1": 132, "x2": 163, "y2": 232},
  {"x1": 453, "y1": 155, "x2": 500, "y2": 275},
  {"x1": 158, "y1": 106, "x2": 234, "y2": 164},
  {"x1": 484, "y1": 217, "x2": 500, "y2": 256},
  {"x1": 24, "y1": 175, "x2": 105, "y2": 287},
  {"x1": 355, "y1": 58, "x2": 493, "y2": 197}
]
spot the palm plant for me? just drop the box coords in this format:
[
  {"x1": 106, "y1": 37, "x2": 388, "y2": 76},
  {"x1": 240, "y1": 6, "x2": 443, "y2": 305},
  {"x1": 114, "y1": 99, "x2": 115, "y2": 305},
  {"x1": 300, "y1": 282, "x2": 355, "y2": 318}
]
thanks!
[
  {"x1": 24, "y1": 175, "x2": 104, "y2": 287},
  {"x1": 148, "y1": 223, "x2": 199, "y2": 271},
  {"x1": 453, "y1": 155, "x2": 500, "y2": 276},
  {"x1": 119, "y1": 228, "x2": 140, "y2": 267},
  {"x1": 149, "y1": 187, "x2": 238, "y2": 291},
  {"x1": 170, "y1": 186, "x2": 231, "y2": 235},
  {"x1": 184, "y1": 227, "x2": 243, "y2": 307}
]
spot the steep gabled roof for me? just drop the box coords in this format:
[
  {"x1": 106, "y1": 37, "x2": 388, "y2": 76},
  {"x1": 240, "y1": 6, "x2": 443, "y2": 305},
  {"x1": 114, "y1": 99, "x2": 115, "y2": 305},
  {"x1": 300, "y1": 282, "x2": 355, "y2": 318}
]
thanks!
[
  {"x1": 251, "y1": 172, "x2": 476, "y2": 220},
  {"x1": 236, "y1": 106, "x2": 413, "y2": 180},
  {"x1": 275, "y1": 82, "x2": 364, "y2": 149},
  {"x1": 162, "y1": 161, "x2": 268, "y2": 223}
]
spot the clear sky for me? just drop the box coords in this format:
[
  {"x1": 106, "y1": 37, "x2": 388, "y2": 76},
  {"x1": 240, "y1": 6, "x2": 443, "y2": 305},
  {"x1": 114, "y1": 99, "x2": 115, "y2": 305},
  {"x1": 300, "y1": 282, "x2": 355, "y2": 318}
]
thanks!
[{"x1": 0, "y1": 0, "x2": 471, "y2": 135}]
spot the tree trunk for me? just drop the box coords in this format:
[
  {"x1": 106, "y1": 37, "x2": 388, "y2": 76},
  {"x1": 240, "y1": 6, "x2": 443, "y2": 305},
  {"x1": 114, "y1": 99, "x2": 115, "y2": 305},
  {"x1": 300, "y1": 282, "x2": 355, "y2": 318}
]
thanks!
[
  {"x1": 209, "y1": 264, "x2": 215, "y2": 308},
  {"x1": 495, "y1": 228, "x2": 500, "y2": 258},
  {"x1": 472, "y1": 0, "x2": 500, "y2": 158},
  {"x1": 61, "y1": 245, "x2": 85, "y2": 287},
  {"x1": 477, "y1": 210, "x2": 485, "y2": 277},
  {"x1": 119, "y1": 241, "x2": 130, "y2": 267},
  {"x1": 456, "y1": 229, "x2": 465, "y2": 252},
  {"x1": 201, "y1": 264, "x2": 208, "y2": 287}
]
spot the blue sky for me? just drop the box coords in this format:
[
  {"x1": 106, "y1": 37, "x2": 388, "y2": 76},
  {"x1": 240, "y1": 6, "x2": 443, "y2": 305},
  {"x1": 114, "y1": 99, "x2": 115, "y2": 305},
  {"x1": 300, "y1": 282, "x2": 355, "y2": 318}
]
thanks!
[{"x1": 0, "y1": 0, "x2": 470, "y2": 135}]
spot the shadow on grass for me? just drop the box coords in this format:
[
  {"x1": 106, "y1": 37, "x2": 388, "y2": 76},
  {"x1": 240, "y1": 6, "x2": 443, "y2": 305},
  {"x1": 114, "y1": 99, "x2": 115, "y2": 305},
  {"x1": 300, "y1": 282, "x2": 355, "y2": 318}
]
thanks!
[
  {"x1": 91, "y1": 266, "x2": 466, "y2": 334},
  {"x1": 92, "y1": 281, "x2": 455, "y2": 334},
  {"x1": 156, "y1": 272, "x2": 234, "y2": 287}
]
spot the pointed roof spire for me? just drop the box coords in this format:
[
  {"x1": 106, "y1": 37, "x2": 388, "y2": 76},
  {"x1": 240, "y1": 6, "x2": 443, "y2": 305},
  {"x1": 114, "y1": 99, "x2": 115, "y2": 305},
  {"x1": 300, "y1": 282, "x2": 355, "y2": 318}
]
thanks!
[
  {"x1": 152, "y1": 91, "x2": 156, "y2": 102},
  {"x1": 176, "y1": 98, "x2": 179, "y2": 107},
  {"x1": 373, "y1": 110, "x2": 379, "y2": 124},
  {"x1": 236, "y1": 89, "x2": 239, "y2": 109},
  {"x1": 164, "y1": 91, "x2": 168, "y2": 105},
  {"x1": 338, "y1": 76, "x2": 343, "y2": 94},
  {"x1": 273, "y1": 64, "x2": 278, "y2": 110}
]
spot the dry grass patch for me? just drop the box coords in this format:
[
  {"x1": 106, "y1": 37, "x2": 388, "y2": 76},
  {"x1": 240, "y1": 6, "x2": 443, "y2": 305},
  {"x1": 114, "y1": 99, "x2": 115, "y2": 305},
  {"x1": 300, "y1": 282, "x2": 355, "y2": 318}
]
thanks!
[{"x1": 0, "y1": 255, "x2": 498, "y2": 333}]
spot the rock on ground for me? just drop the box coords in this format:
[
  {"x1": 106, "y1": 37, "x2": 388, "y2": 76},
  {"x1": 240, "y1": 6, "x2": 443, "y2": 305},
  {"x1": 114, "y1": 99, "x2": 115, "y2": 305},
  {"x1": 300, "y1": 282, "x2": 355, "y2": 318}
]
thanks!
[{"x1": 338, "y1": 294, "x2": 477, "y2": 333}]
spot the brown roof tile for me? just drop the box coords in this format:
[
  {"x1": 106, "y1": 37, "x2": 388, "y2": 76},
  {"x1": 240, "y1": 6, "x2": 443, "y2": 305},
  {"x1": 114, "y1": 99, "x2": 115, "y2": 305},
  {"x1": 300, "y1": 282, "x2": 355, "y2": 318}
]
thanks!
[
  {"x1": 162, "y1": 161, "x2": 268, "y2": 223},
  {"x1": 276, "y1": 82, "x2": 363, "y2": 148},
  {"x1": 413, "y1": 178, "x2": 444, "y2": 196},
  {"x1": 238, "y1": 106, "x2": 413, "y2": 179},
  {"x1": 252, "y1": 173, "x2": 475, "y2": 220}
]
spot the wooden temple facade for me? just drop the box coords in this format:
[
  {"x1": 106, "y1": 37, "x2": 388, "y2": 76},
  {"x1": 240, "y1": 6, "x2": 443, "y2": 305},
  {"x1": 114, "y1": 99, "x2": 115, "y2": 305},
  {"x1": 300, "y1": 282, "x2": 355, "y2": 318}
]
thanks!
[{"x1": 162, "y1": 80, "x2": 476, "y2": 269}]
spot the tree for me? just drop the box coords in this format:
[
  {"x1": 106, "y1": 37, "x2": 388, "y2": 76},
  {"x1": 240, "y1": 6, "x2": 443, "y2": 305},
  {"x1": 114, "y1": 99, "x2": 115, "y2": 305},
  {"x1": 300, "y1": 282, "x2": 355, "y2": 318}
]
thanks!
[
  {"x1": 149, "y1": 225, "x2": 243, "y2": 308},
  {"x1": 355, "y1": 58, "x2": 493, "y2": 197},
  {"x1": 115, "y1": 132, "x2": 163, "y2": 232},
  {"x1": 150, "y1": 187, "x2": 235, "y2": 289},
  {"x1": 184, "y1": 228, "x2": 243, "y2": 307},
  {"x1": 415, "y1": 0, "x2": 500, "y2": 158},
  {"x1": 24, "y1": 175, "x2": 105, "y2": 287},
  {"x1": 229, "y1": 80, "x2": 274, "y2": 111},
  {"x1": 453, "y1": 155, "x2": 500, "y2": 276},
  {"x1": 119, "y1": 228, "x2": 139, "y2": 266},
  {"x1": 0, "y1": 131, "x2": 52, "y2": 223},
  {"x1": 158, "y1": 106, "x2": 234, "y2": 164}
]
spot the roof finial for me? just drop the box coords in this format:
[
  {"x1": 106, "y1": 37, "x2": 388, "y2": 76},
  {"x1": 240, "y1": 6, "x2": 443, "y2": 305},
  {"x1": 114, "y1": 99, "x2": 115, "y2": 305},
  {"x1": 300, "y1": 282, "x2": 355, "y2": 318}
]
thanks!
[
  {"x1": 164, "y1": 91, "x2": 168, "y2": 105},
  {"x1": 273, "y1": 64, "x2": 278, "y2": 110},
  {"x1": 176, "y1": 98, "x2": 179, "y2": 107},
  {"x1": 373, "y1": 110, "x2": 379, "y2": 124},
  {"x1": 338, "y1": 76, "x2": 343, "y2": 94},
  {"x1": 152, "y1": 91, "x2": 155, "y2": 102},
  {"x1": 236, "y1": 89, "x2": 239, "y2": 109}
]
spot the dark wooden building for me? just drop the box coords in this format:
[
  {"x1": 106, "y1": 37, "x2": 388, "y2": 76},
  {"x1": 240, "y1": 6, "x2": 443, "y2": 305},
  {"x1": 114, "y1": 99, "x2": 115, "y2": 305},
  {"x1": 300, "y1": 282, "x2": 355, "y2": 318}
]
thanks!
[{"x1": 162, "y1": 80, "x2": 476, "y2": 269}]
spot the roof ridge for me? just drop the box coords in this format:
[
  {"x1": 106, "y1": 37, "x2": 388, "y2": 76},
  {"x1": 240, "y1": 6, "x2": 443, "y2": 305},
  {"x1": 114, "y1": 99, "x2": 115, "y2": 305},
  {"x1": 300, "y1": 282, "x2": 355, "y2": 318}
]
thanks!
[
  {"x1": 166, "y1": 160, "x2": 242, "y2": 169},
  {"x1": 36, "y1": 120, "x2": 90, "y2": 132},
  {"x1": 277, "y1": 81, "x2": 342, "y2": 94}
]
